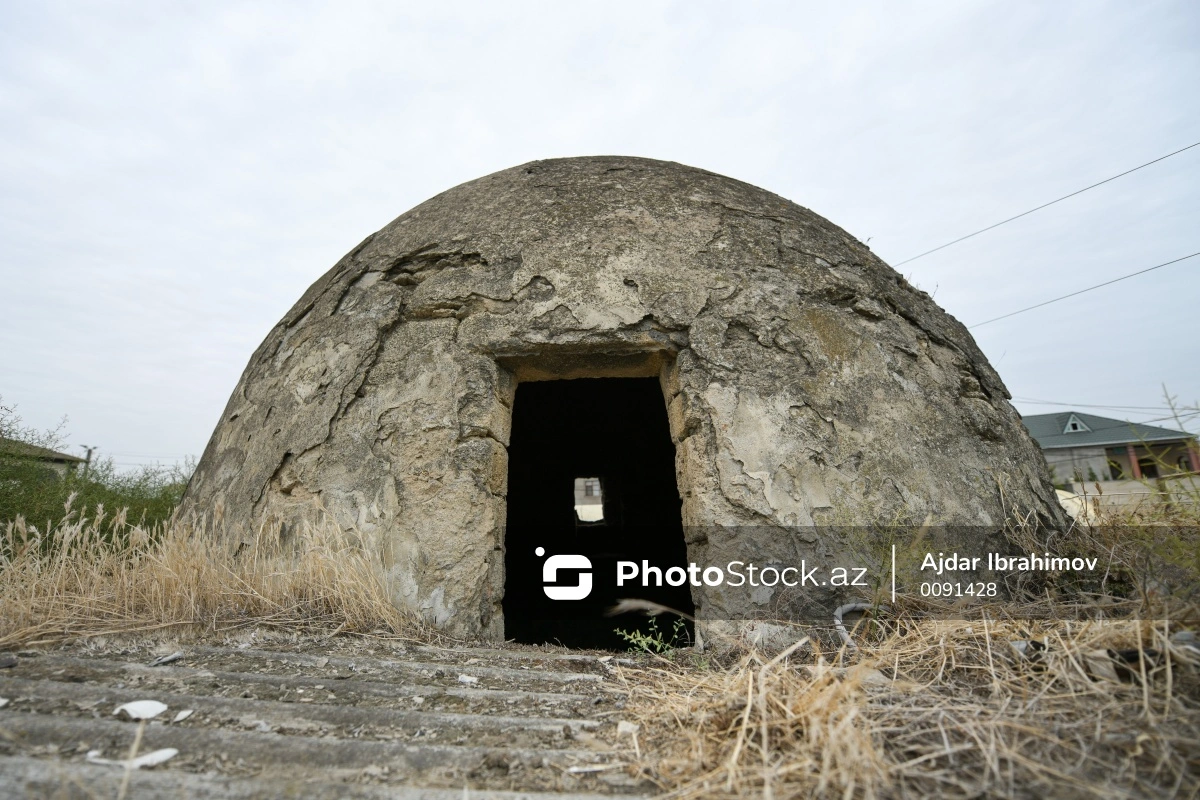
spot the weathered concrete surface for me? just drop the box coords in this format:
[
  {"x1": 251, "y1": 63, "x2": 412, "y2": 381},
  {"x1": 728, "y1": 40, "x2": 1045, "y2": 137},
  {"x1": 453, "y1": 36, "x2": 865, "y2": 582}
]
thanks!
[
  {"x1": 181, "y1": 156, "x2": 1065, "y2": 638},
  {"x1": 0, "y1": 636, "x2": 648, "y2": 798}
]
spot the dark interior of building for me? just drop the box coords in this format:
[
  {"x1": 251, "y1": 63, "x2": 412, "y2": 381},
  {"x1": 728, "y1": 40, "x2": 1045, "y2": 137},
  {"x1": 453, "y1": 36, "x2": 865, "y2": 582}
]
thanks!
[{"x1": 503, "y1": 377, "x2": 695, "y2": 650}]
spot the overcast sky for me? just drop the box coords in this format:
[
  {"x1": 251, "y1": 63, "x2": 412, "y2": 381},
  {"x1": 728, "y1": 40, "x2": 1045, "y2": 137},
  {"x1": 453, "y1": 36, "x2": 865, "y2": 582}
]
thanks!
[{"x1": 2, "y1": 1, "x2": 1197, "y2": 470}]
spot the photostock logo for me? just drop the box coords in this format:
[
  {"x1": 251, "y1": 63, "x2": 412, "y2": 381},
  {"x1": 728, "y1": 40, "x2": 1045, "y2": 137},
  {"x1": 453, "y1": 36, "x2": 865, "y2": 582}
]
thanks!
[{"x1": 536, "y1": 547, "x2": 592, "y2": 600}]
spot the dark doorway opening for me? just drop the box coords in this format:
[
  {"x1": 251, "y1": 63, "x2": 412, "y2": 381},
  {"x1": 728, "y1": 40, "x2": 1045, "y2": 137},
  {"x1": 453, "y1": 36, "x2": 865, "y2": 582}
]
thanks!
[{"x1": 503, "y1": 377, "x2": 694, "y2": 650}]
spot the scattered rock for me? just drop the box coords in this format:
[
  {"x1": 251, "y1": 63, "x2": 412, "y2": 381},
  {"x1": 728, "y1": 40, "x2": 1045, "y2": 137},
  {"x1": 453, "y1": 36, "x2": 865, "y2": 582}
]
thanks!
[
  {"x1": 241, "y1": 719, "x2": 273, "y2": 733},
  {"x1": 1010, "y1": 640, "x2": 1047, "y2": 663},
  {"x1": 113, "y1": 700, "x2": 168, "y2": 721},
  {"x1": 148, "y1": 652, "x2": 184, "y2": 667},
  {"x1": 86, "y1": 747, "x2": 178, "y2": 769},
  {"x1": 1084, "y1": 650, "x2": 1122, "y2": 683}
]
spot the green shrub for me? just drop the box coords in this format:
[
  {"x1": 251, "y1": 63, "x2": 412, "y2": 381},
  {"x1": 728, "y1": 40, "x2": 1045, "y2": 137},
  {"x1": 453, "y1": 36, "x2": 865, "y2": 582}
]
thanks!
[
  {"x1": 615, "y1": 615, "x2": 689, "y2": 655},
  {"x1": 0, "y1": 397, "x2": 190, "y2": 533}
]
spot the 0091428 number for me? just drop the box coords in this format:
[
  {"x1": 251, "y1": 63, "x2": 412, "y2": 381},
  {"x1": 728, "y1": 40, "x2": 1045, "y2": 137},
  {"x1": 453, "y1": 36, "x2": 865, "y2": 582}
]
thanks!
[{"x1": 919, "y1": 582, "x2": 997, "y2": 598}]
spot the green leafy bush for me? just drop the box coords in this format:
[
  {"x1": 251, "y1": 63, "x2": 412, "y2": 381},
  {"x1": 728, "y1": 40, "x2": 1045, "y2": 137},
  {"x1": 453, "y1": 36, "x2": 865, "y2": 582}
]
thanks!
[{"x1": 0, "y1": 397, "x2": 190, "y2": 534}]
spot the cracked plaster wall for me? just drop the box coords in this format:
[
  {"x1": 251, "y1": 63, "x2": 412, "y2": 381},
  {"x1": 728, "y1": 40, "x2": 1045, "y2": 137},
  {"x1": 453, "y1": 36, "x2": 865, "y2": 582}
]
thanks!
[{"x1": 181, "y1": 156, "x2": 1065, "y2": 639}]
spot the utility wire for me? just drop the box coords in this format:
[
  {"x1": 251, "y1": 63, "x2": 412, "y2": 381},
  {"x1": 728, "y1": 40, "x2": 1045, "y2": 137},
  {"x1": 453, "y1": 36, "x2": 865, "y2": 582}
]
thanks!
[
  {"x1": 1020, "y1": 410, "x2": 1198, "y2": 427},
  {"x1": 1031, "y1": 408, "x2": 1200, "y2": 426},
  {"x1": 893, "y1": 140, "x2": 1200, "y2": 267},
  {"x1": 968, "y1": 251, "x2": 1199, "y2": 329},
  {"x1": 107, "y1": 452, "x2": 193, "y2": 458},
  {"x1": 1023, "y1": 413, "x2": 1197, "y2": 437},
  {"x1": 1013, "y1": 397, "x2": 1185, "y2": 412}
]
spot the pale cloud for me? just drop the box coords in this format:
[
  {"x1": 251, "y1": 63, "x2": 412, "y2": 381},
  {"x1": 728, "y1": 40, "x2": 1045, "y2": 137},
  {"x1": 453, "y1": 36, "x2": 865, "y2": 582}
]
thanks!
[{"x1": 1, "y1": 0, "x2": 1197, "y2": 468}]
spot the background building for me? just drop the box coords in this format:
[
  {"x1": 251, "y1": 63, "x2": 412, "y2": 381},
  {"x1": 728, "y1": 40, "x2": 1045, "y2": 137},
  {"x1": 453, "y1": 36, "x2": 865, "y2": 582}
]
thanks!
[
  {"x1": 1023, "y1": 411, "x2": 1199, "y2": 509},
  {"x1": 0, "y1": 437, "x2": 84, "y2": 478}
]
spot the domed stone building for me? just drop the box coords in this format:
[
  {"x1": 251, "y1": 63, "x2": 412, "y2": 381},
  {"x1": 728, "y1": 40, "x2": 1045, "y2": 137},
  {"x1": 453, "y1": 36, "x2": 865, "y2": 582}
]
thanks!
[{"x1": 182, "y1": 156, "x2": 1063, "y2": 646}]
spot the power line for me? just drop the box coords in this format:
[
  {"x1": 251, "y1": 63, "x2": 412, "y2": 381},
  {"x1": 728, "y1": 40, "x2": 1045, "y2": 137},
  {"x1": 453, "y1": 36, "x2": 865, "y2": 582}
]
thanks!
[
  {"x1": 113, "y1": 462, "x2": 183, "y2": 468},
  {"x1": 893, "y1": 140, "x2": 1200, "y2": 267},
  {"x1": 968, "y1": 251, "x2": 1199, "y2": 329},
  {"x1": 1029, "y1": 413, "x2": 1197, "y2": 437},
  {"x1": 1020, "y1": 410, "x2": 1198, "y2": 427},
  {"x1": 1013, "y1": 397, "x2": 1184, "y2": 412}
]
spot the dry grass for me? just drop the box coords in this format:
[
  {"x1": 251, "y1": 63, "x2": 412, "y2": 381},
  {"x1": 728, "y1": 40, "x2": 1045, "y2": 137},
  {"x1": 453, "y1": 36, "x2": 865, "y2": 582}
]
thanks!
[
  {"x1": 619, "y1": 614, "x2": 1200, "y2": 799},
  {"x1": 619, "y1": 498, "x2": 1200, "y2": 799},
  {"x1": 4, "y1": 489, "x2": 1199, "y2": 798},
  {"x1": 0, "y1": 498, "x2": 420, "y2": 650}
]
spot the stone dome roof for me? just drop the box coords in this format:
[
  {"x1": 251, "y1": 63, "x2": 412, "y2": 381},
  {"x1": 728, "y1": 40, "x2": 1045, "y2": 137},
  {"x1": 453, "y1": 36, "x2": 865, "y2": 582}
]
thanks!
[{"x1": 182, "y1": 156, "x2": 1063, "y2": 638}]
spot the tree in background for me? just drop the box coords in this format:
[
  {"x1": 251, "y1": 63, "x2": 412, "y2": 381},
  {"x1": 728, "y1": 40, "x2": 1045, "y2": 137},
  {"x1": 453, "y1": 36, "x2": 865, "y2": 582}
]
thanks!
[{"x1": 0, "y1": 396, "x2": 191, "y2": 532}]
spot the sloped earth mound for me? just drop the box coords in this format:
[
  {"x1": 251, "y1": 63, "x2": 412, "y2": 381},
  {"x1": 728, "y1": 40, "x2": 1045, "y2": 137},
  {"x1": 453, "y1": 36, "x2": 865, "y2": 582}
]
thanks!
[{"x1": 0, "y1": 632, "x2": 654, "y2": 799}]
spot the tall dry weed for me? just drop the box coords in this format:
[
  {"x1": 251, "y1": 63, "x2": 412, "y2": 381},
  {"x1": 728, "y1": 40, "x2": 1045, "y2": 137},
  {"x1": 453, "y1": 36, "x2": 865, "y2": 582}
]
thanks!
[
  {"x1": 621, "y1": 494, "x2": 1200, "y2": 799},
  {"x1": 623, "y1": 615, "x2": 1200, "y2": 799},
  {"x1": 0, "y1": 500, "x2": 418, "y2": 649}
]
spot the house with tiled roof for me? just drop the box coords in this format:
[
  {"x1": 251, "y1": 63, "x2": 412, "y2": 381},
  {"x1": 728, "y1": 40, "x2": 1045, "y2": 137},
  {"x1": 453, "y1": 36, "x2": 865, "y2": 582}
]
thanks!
[{"x1": 1022, "y1": 411, "x2": 1199, "y2": 484}]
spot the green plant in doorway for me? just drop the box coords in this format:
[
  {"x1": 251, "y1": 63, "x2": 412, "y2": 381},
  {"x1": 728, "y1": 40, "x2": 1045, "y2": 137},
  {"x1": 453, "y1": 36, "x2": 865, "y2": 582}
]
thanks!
[{"x1": 615, "y1": 615, "x2": 688, "y2": 655}]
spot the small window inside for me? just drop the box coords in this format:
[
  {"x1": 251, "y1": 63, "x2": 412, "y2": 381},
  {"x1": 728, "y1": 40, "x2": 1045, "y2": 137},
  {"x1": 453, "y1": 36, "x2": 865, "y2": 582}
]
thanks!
[
  {"x1": 1063, "y1": 414, "x2": 1090, "y2": 434},
  {"x1": 574, "y1": 477, "x2": 604, "y2": 522}
]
